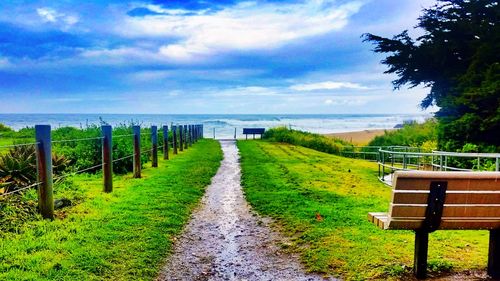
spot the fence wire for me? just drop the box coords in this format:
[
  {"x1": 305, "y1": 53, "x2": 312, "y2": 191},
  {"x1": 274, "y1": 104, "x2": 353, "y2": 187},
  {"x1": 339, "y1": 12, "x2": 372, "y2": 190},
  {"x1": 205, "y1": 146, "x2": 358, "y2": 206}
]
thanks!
[
  {"x1": 53, "y1": 163, "x2": 104, "y2": 182},
  {"x1": 1, "y1": 125, "x2": 196, "y2": 199},
  {"x1": 113, "y1": 134, "x2": 135, "y2": 139},
  {"x1": 112, "y1": 154, "x2": 134, "y2": 163},
  {"x1": 0, "y1": 182, "x2": 41, "y2": 197},
  {"x1": 0, "y1": 142, "x2": 39, "y2": 149},
  {"x1": 52, "y1": 136, "x2": 103, "y2": 144},
  {"x1": 141, "y1": 149, "x2": 153, "y2": 155}
]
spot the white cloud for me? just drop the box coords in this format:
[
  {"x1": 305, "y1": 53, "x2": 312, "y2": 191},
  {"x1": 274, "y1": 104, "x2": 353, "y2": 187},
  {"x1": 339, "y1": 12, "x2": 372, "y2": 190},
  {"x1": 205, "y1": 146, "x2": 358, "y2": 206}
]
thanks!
[
  {"x1": 0, "y1": 57, "x2": 11, "y2": 69},
  {"x1": 323, "y1": 96, "x2": 370, "y2": 106},
  {"x1": 143, "y1": 4, "x2": 209, "y2": 16},
  {"x1": 64, "y1": 15, "x2": 79, "y2": 25},
  {"x1": 36, "y1": 7, "x2": 79, "y2": 27},
  {"x1": 37, "y1": 8, "x2": 58, "y2": 22},
  {"x1": 117, "y1": 0, "x2": 365, "y2": 60},
  {"x1": 130, "y1": 70, "x2": 173, "y2": 82},
  {"x1": 290, "y1": 81, "x2": 369, "y2": 91},
  {"x1": 79, "y1": 47, "x2": 160, "y2": 65},
  {"x1": 211, "y1": 86, "x2": 279, "y2": 97}
]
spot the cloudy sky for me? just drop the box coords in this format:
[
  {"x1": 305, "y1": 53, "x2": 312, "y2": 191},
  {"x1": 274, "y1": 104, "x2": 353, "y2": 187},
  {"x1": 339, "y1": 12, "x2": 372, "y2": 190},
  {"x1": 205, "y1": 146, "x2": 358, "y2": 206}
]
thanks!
[{"x1": 0, "y1": 0, "x2": 438, "y2": 114}]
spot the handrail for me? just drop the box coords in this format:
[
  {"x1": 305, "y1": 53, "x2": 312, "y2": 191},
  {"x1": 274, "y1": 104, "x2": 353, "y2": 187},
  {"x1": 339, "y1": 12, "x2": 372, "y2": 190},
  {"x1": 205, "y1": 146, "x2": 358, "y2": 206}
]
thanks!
[
  {"x1": 432, "y1": 150, "x2": 500, "y2": 158},
  {"x1": 377, "y1": 147, "x2": 500, "y2": 185}
]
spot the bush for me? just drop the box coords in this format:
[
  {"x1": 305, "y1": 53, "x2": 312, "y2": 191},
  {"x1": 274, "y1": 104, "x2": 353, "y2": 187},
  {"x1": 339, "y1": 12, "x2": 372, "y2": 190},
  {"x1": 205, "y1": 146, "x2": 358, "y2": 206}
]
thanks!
[
  {"x1": 263, "y1": 127, "x2": 348, "y2": 154},
  {"x1": 0, "y1": 146, "x2": 69, "y2": 194},
  {"x1": 0, "y1": 123, "x2": 13, "y2": 133},
  {"x1": 368, "y1": 119, "x2": 438, "y2": 147},
  {"x1": 51, "y1": 124, "x2": 152, "y2": 174}
]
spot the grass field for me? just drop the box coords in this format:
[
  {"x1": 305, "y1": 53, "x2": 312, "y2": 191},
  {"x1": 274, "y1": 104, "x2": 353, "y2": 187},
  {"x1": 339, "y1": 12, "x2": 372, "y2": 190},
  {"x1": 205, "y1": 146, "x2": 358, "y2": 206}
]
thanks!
[
  {"x1": 0, "y1": 139, "x2": 222, "y2": 280},
  {"x1": 237, "y1": 140, "x2": 489, "y2": 280}
]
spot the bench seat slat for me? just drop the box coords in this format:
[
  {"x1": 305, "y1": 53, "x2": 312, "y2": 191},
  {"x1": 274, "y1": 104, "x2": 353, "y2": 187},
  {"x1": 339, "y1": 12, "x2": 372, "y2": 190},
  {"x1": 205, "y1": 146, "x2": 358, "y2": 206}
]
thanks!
[
  {"x1": 369, "y1": 171, "x2": 500, "y2": 231},
  {"x1": 394, "y1": 171, "x2": 500, "y2": 191},
  {"x1": 368, "y1": 212, "x2": 388, "y2": 229},
  {"x1": 386, "y1": 218, "x2": 500, "y2": 230},
  {"x1": 395, "y1": 178, "x2": 500, "y2": 191},
  {"x1": 390, "y1": 205, "x2": 500, "y2": 218},
  {"x1": 393, "y1": 192, "x2": 500, "y2": 205}
]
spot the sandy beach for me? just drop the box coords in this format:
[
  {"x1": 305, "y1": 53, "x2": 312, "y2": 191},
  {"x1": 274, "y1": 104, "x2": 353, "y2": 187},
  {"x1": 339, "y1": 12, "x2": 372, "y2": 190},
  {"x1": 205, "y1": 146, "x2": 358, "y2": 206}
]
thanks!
[{"x1": 325, "y1": 129, "x2": 395, "y2": 145}]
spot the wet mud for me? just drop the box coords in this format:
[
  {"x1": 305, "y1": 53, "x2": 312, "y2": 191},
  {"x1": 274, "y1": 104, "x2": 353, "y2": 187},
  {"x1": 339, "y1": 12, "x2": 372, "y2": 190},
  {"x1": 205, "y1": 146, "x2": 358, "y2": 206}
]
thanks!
[{"x1": 158, "y1": 140, "x2": 331, "y2": 281}]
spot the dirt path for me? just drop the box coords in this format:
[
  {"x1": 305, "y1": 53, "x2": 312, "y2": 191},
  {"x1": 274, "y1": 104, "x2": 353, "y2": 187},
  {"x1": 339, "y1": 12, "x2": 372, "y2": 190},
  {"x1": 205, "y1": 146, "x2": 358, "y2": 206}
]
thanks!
[{"x1": 158, "y1": 140, "x2": 331, "y2": 281}]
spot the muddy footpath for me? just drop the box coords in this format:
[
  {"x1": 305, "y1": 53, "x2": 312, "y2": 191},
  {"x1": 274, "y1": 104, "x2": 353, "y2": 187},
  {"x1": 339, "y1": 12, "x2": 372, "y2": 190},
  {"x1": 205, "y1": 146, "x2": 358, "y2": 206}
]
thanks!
[{"x1": 158, "y1": 140, "x2": 331, "y2": 281}]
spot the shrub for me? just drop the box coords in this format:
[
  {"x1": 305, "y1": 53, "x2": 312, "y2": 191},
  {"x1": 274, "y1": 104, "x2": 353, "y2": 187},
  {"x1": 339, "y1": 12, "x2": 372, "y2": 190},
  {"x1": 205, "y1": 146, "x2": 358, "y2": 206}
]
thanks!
[
  {"x1": 0, "y1": 146, "x2": 37, "y2": 193},
  {"x1": 0, "y1": 123, "x2": 13, "y2": 133},
  {"x1": 51, "y1": 124, "x2": 151, "y2": 174},
  {"x1": 263, "y1": 127, "x2": 348, "y2": 154},
  {"x1": 369, "y1": 119, "x2": 438, "y2": 147},
  {"x1": 0, "y1": 146, "x2": 69, "y2": 194}
]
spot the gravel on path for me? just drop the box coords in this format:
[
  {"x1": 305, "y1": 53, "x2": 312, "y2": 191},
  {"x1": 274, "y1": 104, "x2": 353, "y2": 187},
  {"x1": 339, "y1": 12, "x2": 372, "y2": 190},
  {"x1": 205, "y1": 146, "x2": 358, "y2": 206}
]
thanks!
[{"x1": 158, "y1": 140, "x2": 332, "y2": 281}]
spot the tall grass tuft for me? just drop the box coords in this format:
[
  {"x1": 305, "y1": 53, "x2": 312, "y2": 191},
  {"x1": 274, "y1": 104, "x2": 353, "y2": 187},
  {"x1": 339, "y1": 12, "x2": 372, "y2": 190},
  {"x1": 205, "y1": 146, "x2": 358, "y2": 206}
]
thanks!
[
  {"x1": 263, "y1": 127, "x2": 349, "y2": 154},
  {"x1": 368, "y1": 119, "x2": 438, "y2": 148}
]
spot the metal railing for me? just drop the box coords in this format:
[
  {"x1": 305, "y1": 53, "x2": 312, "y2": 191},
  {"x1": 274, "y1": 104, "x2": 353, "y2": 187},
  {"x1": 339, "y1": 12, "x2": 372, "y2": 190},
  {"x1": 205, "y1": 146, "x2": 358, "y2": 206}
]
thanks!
[
  {"x1": 340, "y1": 146, "x2": 422, "y2": 162},
  {"x1": 377, "y1": 148, "x2": 500, "y2": 184}
]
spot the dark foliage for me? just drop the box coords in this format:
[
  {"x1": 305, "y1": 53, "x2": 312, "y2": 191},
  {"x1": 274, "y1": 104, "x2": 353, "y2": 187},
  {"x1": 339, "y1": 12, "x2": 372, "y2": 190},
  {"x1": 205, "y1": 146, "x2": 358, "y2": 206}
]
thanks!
[
  {"x1": 0, "y1": 145, "x2": 69, "y2": 193},
  {"x1": 363, "y1": 0, "x2": 500, "y2": 151}
]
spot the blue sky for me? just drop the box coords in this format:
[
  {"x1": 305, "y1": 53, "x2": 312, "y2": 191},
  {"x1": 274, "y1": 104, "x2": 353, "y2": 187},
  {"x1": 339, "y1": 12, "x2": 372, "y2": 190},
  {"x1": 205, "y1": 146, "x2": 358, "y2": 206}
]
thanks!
[{"x1": 0, "y1": 0, "x2": 438, "y2": 114}]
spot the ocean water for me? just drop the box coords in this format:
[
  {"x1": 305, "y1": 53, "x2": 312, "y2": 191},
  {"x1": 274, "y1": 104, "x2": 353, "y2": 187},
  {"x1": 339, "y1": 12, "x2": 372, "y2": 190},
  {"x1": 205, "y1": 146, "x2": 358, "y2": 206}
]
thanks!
[{"x1": 0, "y1": 114, "x2": 431, "y2": 139}]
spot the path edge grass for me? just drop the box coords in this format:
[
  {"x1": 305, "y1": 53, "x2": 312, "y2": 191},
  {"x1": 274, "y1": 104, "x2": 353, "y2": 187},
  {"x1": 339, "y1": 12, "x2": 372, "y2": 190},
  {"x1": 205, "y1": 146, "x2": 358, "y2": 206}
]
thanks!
[{"x1": 0, "y1": 139, "x2": 222, "y2": 281}]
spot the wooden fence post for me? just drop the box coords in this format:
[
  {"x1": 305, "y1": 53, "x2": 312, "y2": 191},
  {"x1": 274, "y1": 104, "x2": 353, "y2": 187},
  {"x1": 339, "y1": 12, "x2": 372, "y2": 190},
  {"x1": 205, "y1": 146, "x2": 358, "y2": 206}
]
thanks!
[
  {"x1": 184, "y1": 125, "x2": 189, "y2": 149},
  {"x1": 101, "y1": 125, "x2": 113, "y2": 193},
  {"x1": 151, "y1": 125, "x2": 158, "y2": 168},
  {"x1": 172, "y1": 125, "x2": 178, "y2": 155},
  {"x1": 179, "y1": 125, "x2": 184, "y2": 152},
  {"x1": 191, "y1": 125, "x2": 195, "y2": 144},
  {"x1": 189, "y1": 125, "x2": 192, "y2": 146},
  {"x1": 133, "y1": 125, "x2": 141, "y2": 178},
  {"x1": 35, "y1": 125, "x2": 54, "y2": 219},
  {"x1": 163, "y1": 125, "x2": 169, "y2": 160}
]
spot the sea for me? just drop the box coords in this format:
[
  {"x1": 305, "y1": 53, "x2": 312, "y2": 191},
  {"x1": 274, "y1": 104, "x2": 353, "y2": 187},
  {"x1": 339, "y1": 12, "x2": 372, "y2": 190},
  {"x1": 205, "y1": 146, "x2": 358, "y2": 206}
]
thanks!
[{"x1": 0, "y1": 114, "x2": 431, "y2": 139}]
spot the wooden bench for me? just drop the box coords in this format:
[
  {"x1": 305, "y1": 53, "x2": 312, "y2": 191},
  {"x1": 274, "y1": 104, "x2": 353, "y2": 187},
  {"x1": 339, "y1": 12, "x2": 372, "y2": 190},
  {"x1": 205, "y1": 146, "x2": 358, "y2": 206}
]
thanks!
[
  {"x1": 243, "y1": 128, "x2": 265, "y2": 140},
  {"x1": 368, "y1": 171, "x2": 500, "y2": 279}
]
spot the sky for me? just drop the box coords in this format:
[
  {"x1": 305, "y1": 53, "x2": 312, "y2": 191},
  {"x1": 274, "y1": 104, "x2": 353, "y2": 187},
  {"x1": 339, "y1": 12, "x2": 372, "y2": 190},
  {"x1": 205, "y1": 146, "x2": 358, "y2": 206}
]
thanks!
[{"x1": 0, "y1": 0, "x2": 439, "y2": 114}]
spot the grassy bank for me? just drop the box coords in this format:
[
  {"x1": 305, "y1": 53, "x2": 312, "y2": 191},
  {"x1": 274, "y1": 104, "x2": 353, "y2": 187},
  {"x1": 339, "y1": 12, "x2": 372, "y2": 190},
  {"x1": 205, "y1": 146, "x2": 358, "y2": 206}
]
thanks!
[
  {"x1": 264, "y1": 127, "x2": 349, "y2": 154},
  {"x1": 0, "y1": 139, "x2": 222, "y2": 280},
  {"x1": 238, "y1": 140, "x2": 488, "y2": 280},
  {"x1": 368, "y1": 119, "x2": 438, "y2": 149}
]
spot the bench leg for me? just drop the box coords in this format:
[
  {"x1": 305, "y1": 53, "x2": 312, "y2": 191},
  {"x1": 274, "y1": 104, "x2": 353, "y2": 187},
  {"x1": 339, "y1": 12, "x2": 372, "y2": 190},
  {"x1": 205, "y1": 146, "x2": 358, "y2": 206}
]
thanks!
[
  {"x1": 414, "y1": 230, "x2": 429, "y2": 279},
  {"x1": 489, "y1": 229, "x2": 500, "y2": 279}
]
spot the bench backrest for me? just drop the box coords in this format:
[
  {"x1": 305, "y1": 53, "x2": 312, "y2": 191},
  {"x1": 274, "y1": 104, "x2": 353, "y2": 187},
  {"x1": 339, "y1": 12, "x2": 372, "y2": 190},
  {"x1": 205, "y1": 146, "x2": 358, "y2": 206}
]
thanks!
[
  {"x1": 243, "y1": 128, "x2": 265, "y2": 135},
  {"x1": 386, "y1": 171, "x2": 500, "y2": 230}
]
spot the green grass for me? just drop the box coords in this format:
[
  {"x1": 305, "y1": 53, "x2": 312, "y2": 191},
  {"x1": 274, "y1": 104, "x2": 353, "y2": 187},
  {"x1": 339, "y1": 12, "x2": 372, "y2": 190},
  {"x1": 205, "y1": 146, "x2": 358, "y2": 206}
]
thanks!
[
  {"x1": 263, "y1": 127, "x2": 349, "y2": 155},
  {"x1": 0, "y1": 139, "x2": 222, "y2": 280},
  {"x1": 237, "y1": 140, "x2": 489, "y2": 280},
  {"x1": 369, "y1": 119, "x2": 438, "y2": 149}
]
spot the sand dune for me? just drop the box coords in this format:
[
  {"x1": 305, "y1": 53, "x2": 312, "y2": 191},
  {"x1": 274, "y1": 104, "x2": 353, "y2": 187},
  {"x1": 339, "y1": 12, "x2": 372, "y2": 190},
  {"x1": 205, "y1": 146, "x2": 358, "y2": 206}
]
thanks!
[{"x1": 325, "y1": 129, "x2": 395, "y2": 146}]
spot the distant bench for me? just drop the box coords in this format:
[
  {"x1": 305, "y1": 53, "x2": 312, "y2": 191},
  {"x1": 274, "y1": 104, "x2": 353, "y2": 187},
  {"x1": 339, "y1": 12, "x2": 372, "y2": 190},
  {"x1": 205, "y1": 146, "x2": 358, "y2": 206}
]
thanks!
[
  {"x1": 243, "y1": 128, "x2": 265, "y2": 140},
  {"x1": 368, "y1": 171, "x2": 500, "y2": 279}
]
